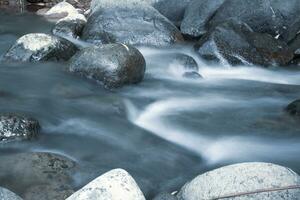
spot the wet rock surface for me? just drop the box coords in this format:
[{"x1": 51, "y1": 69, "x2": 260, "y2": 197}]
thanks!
[
  {"x1": 0, "y1": 187, "x2": 23, "y2": 200},
  {"x1": 69, "y1": 43, "x2": 146, "y2": 88},
  {"x1": 153, "y1": 192, "x2": 178, "y2": 200},
  {"x1": 286, "y1": 99, "x2": 300, "y2": 117},
  {"x1": 0, "y1": 114, "x2": 40, "y2": 143},
  {"x1": 3, "y1": 33, "x2": 77, "y2": 62}
]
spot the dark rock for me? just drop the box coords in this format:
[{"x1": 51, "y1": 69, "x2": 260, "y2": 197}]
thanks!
[
  {"x1": 286, "y1": 99, "x2": 300, "y2": 117},
  {"x1": 82, "y1": 1, "x2": 183, "y2": 47},
  {"x1": 289, "y1": 34, "x2": 300, "y2": 57},
  {"x1": 0, "y1": 114, "x2": 40, "y2": 143},
  {"x1": 183, "y1": 71, "x2": 202, "y2": 79},
  {"x1": 0, "y1": 152, "x2": 76, "y2": 200},
  {"x1": 69, "y1": 43, "x2": 146, "y2": 88},
  {"x1": 3, "y1": 33, "x2": 77, "y2": 62},
  {"x1": 153, "y1": 192, "x2": 178, "y2": 200},
  {"x1": 173, "y1": 54, "x2": 199, "y2": 72},
  {"x1": 52, "y1": 15, "x2": 86, "y2": 38},
  {"x1": 0, "y1": 187, "x2": 22, "y2": 200},
  {"x1": 195, "y1": 20, "x2": 294, "y2": 66},
  {"x1": 181, "y1": 0, "x2": 225, "y2": 37},
  {"x1": 208, "y1": 0, "x2": 300, "y2": 42}
]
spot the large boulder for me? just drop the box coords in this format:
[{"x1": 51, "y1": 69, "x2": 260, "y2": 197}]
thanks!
[
  {"x1": 69, "y1": 44, "x2": 146, "y2": 88},
  {"x1": 0, "y1": 114, "x2": 40, "y2": 143},
  {"x1": 181, "y1": 0, "x2": 225, "y2": 37},
  {"x1": 3, "y1": 33, "x2": 77, "y2": 62},
  {"x1": 0, "y1": 152, "x2": 76, "y2": 200},
  {"x1": 286, "y1": 99, "x2": 300, "y2": 117},
  {"x1": 82, "y1": 1, "x2": 183, "y2": 47},
  {"x1": 194, "y1": 20, "x2": 294, "y2": 66},
  {"x1": 177, "y1": 162, "x2": 300, "y2": 200},
  {"x1": 66, "y1": 168, "x2": 146, "y2": 200},
  {"x1": 0, "y1": 187, "x2": 22, "y2": 200}
]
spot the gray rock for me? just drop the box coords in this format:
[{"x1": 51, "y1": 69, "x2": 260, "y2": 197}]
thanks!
[
  {"x1": 0, "y1": 152, "x2": 76, "y2": 200},
  {"x1": 153, "y1": 192, "x2": 178, "y2": 200},
  {"x1": 177, "y1": 162, "x2": 300, "y2": 200},
  {"x1": 82, "y1": 1, "x2": 183, "y2": 47},
  {"x1": 44, "y1": 2, "x2": 79, "y2": 20},
  {"x1": 289, "y1": 34, "x2": 300, "y2": 57},
  {"x1": 181, "y1": 0, "x2": 225, "y2": 37},
  {"x1": 0, "y1": 187, "x2": 22, "y2": 200},
  {"x1": 183, "y1": 72, "x2": 202, "y2": 79},
  {"x1": 3, "y1": 33, "x2": 77, "y2": 62},
  {"x1": 0, "y1": 114, "x2": 40, "y2": 143},
  {"x1": 69, "y1": 43, "x2": 146, "y2": 88},
  {"x1": 66, "y1": 168, "x2": 146, "y2": 200},
  {"x1": 195, "y1": 20, "x2": 294, "y2": 66},
  {"x1": 286, "y1": 99, "x2": 300, "y2": 117}
]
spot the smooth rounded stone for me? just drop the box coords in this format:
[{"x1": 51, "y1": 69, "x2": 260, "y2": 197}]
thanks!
[
  {"x1": 52, "y1": 13, "x2": 87, "y2": 38},
  {"x1": 177, "y1": 162, "x2": 300, "y2": 200},
  {"x1": 195, "y1": 20, "x2": 294, "y2": 67},
  {"x1": 82, "y1": 0, "x2": 184, "y2": 47},
  {"x1": 69, "y1": 43, "x2": 146, "y2": 88},
  {"x1": 0, "y1": 187, "x2": 22, "y2": 200},
  {"x1": 66, "y1": 168, "x2": 146, "y2": 200},
  {"x1": 44, "y1": 1, "x2": 79, "y2": 20},
  {"x1": 182, "y1": 71, "x2": 202, "y2": 79},
  {"x1": 208, "y1": 0, "x2": 300, "y2": 43},
  {"x1": 181, "y1": 0, "x2": 225, "y2": 37},
  {"x1": 0, "y1": 114, "x2": 40, "y2": 143},
  {"x1": 286, "y1": 99, "x2": 300, "y2": 117},
  {"x1": 3, "y1": 33, "x2": 77, "y2": 62},
  {"x1": 0, "y1": 152, "x2": 76, "y2": 200},
  {"x1": 153, "y1": 192, "x2": 178, "y2": 200}
]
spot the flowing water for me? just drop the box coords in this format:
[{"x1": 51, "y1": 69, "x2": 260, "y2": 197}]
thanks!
[{"x1": 1, "y1": 12, "x2": 300, "y2": 198}]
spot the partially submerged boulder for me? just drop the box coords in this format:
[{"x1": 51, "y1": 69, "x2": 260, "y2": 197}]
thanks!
[
  {"x1": 195, "y1": 20, "x2": 294, "y2": 66},
  {"x1": 69, "y1": 43, "x2": 146, "y2": 88},
  {"x1": 0, "y1": 187, "x2": 22, "y2": 200},
  {"x1": 177, "y1": 162, "x2": 300, "y2": 200},
  {"x1": 0, "y1": 113, "x2": 40, "y2": 143},
  {"x1": 82, "y1": 1, "x2": 183, "y2": 46},
  {"x1": 66, "y1": 168, "x2": 146, "y2": 200},
  {"x1": 286, "y1": 99, "x2": 300, "y2": 117},
  {"x1": 44, "y1": 1, "x2": 79, "y2": 20},
  {"x1": 3, "y1": 33, "x2": 77, "y2": 62}
]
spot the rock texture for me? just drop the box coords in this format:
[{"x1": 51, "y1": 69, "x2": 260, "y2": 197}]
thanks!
[
  {"x1": 69, "y1": 44, "x2": 146, "y2": 88},
  {"x1": 177, "y1": 162, "x2": 300, "y2": 200},
  {"x1": 286, "y1": 99, "x2": 300, "y2": 117},
  {"x1": 195, "y1": 20, "x2": 294, "y2": 66},
  {"x1": 153, "y1": 192, "x2": 178, "y2": 200},
  {"x1": 0, "y1": 187, "x2": 22, "y2": 200},
  {"x1": 3, "y1": 33, "x2": 77, "y2": 62},
  {"x1": 66, "y1": 168, "x2": 146, "y2": 200},
  {"x1": 82, "y1": 0, "x2": 183, "y2": 46},
  {"x1": 0, "y1": 114, "x2": 40, "y2": 143}
]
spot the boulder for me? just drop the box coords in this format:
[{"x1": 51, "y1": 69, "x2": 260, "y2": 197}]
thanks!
[
  {"x1": 181, "y1": 0, "x2": 225, "y2": 37},
  {"x1": 194, "y1": 20, "x2": 294, "y2": 66},
  {"x1": 289, "y1": 34, "x2": 300, "y2": 57},
  {"x1": 44, "y1": 1, "x2": 79, "y2": 20},
  {"x1": 183, "y1": 72, "x2": 202, "y2": 79},
  {"x1": 69, "y1": 44, "x2": 146, "y2": 88},
  {"x1": 0, "y1": 152, "x2": 76, "y2": 200},
  {"x1": 286, "y1": 99, "x2": 300, "y2": 117},
  {"x1": 3, "y1": 33, "x2": 77, "y2": 62},
  {"x1": 66, "y1": 168, "x2": 146, "y2": 200},
  {"x1": 82, "y1": 1, "x2": 183, "y2": 47},
  {"x1": 177, "y1": 162, "x2": 300, "y2": 200},
  {"x1": 0, "y1": 187, "x2": 22, "y2": 200},
  {"x1": 0, "y1": 113, "x2": 40, "y2": 143},
  {"x1": 153, "y1": 192, "x2": 178, "y2": 200}
]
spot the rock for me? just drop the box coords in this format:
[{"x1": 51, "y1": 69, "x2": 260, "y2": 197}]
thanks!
[
  {"x1": 286, "y1": 99, "x2": 300, "y2": 117},
  {"x1": 0, "y1": 187, "x2": 22, "y2": 200},
  {"x1": 153, "y1": 192, "x2": 178, "y2": 200},
  {"x1": 195, "y1": 20, "x2": 294, "y2": 66},
  {"x1": 44, "y1": 2, "x2": 79, "y2": 20},
  {"x1": 69, "y1": 43, "x2": 146, "y2": 88},
  {"x1": 0, "y1": 152, "x2": 76, "y2": 200},
  {"x1": 82, "y1": 1, "x2": 183, "y2": 47},
  {"x1": 3, "y1": 33, "x2": 77, "y2": 62},
  {"x1": 289, "y1": 34, "x2": 300, "y2": 57},
  {"x1": 0, "y1": 113, "x2": 40, "y2": 143},
  {"x1": 181, "y1": 0, "x2": 225, "y2": 37},
  {"x1": 52, "y1": 13, "x2": 87, "y2": 38},
  {"x1": 183, "y1": 72, "x2": 202, "y2": 79},
  {"x1": 177, "y1": 162, "x2": 300, "y2": 200},
  {"x1": 208, "y1": 0, "x2": 300, "y2": 43},
  {"x1": 66, "y1": 168, "x2": 146, "y2": 200}
]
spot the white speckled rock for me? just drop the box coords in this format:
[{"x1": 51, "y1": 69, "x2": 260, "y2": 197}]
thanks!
[
  {"x1": 0, "y1": 187, "x2": 22, "y2": 200},
  {"x1": 66, "y1": 168, "x2": 146, "y2": 200},
  {"x1": 3, "y1": 33, "x2": 77, "y2": 62},
  {"x1": 177, "y1": 162, "x2": 300, "y2": 200},
  {"x1": 45, "y1": 2, "x2": 79, "y2": 19}
]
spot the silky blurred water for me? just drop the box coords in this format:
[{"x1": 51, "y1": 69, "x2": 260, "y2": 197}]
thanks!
[{"x1": 0, "y1": 12, "x2": 300, "y2": 198}]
